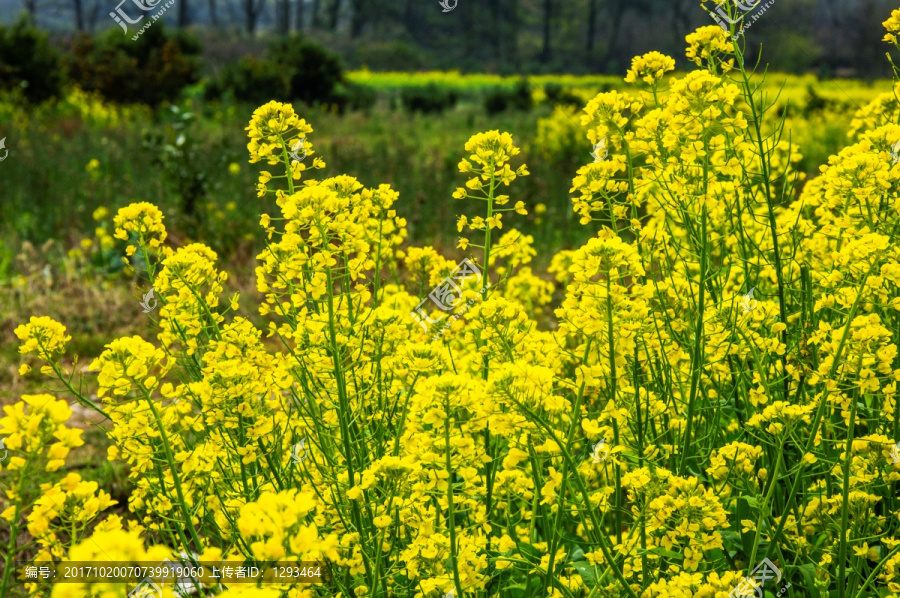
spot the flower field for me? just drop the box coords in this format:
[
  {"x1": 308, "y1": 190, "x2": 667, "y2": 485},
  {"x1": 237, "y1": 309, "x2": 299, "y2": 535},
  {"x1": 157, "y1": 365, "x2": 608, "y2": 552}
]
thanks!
[{"x1": 5, "y1": 11, "x2": 900, "y2": 598}]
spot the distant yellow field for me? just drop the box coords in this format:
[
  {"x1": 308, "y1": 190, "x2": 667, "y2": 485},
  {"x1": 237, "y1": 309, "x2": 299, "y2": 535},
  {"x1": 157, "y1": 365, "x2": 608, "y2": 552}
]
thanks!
[{"x1": 348, "y1": 69, "x2": 894, "y2": 109}]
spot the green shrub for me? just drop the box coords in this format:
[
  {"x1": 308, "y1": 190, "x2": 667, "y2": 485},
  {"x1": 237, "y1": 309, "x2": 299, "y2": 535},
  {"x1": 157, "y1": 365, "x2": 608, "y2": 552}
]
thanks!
[
  {"x1": 542, "y1": 82, "x2": 584, "y2": 108},
  {"x1": 484, "y1": 79, "x2": 532, "y2": 114},
  {"x1": 332, "y1": 81, "x2": 377, "y2": 114},
  {"x1": 64, "y1": 25, "x2": 200, "y2": 106},
  {"x1": 0, "y1": 19, "x2": 63, "y2": 104},
  {"x1": 401, "y1": 84, "x2": 458, "y2": 114},
  {"x1": 141, "y1": 106, "x2": 208, "y2": 233},
  {"x1": 207, "y1": 56, "x2": 290, "y2": 105},
  {"x1": 268, "y1": 36, "x2": 344, "y2": 106}
]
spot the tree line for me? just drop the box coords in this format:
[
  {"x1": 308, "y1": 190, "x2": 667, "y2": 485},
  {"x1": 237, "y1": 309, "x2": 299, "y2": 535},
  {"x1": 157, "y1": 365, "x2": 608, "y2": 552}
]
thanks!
[{"x1": 7, "y1": 0, "x2": 896, "y2": 76}]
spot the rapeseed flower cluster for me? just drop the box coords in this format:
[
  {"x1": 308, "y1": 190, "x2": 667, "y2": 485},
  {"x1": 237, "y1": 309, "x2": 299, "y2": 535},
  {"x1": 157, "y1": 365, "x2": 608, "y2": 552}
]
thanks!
[{"x1": 6, "y1": 10, "x2": 900, "y2": 598}]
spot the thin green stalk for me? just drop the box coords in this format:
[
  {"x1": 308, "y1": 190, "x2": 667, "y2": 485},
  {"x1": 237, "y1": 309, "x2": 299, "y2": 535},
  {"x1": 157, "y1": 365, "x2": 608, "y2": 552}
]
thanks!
[
  {"x1": 732, "y1": 45, "x2": 791, "y2": 400},
  {"x1": 764, "y1": 263, "x2": 875, "y2": 560},
  {"x1": 142, "y1": 392, "x2": 203, "y2": 551},
  {"x1": 632, "y1": 348, "x2": 649, "y2": 583},
  {"x1": 323, "y1": 263, "x2": 377, "y2": 591},
  {"x1": 838, "y1": 388, "x2": 860, "y2": 598},
  {"x1": 679, "y1": 204, "x2": 708, "y2": 475},
  {"x1": 481, "y1": 162, "x2": 498, "y2": 581},
  {"x1": 543, "y1": 340, "x2": 593, "y2": 596},
  {"x1": 0, "y1": 464, "x2": 28, "y2": 596},
  {"x1": 605, "y1": 274, "x2": 623, "y2": 544},
  {"x1": 49, "y1": 360, "x2": 111, "y2": 421},
  {"x1": 747, "y1": 434, "x2": 786, "y2": 567},
  {"x1": 853, "y1": 543, "x2": 900, "y2": 598},
  {"x1": 444, "y1": 393, "x2": 465, "y2": 598}
]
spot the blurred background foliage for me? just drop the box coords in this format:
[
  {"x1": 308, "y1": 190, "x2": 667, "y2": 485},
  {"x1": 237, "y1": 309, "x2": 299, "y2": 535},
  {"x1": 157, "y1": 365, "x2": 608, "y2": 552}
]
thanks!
[
  {"x1": 0, "y1": 0, "x2": 893, "y2": 76},
  {"x1": 0, "y1": 17, "x2": 890, "y2": 266}
]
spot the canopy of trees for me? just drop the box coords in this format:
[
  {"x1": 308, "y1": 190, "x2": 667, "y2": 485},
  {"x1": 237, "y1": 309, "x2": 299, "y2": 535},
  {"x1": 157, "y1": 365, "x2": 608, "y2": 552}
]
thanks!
[{"x1": 1, "y1": 0, "x2": 893, "y2": 76}]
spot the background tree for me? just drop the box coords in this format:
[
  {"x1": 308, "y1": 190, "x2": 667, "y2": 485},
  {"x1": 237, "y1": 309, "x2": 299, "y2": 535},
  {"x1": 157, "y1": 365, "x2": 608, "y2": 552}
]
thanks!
[
  {"x1": 327, "y1": 0, "x2": 339, "y2": 31},
  {"x1": 21, "y1": 0, "x2": 36, "y2": 24},
  {"x1": 276, "y1": 0, "x2": 289, "y2": 35},
  {"x1": 0, "y1": 0, "x2": 896, "y2": 78},
  {"x1": 178, "y1": 0, "x2": 189, "y2": 27},
  {"x1": 243, "y1": 0, "x2": 265, "y2": 34},
  {"x1": 70, "y1": 0, "x2": 84, "y2": 30},
  {"x1": 208, "y1": 0, "x2": 219, "y2": 26},
  {"x1": 311, "y1": 0, "x2": 321, "y2": 28},
  {"x1": 294, "y1": 0, "x2": 304, "y2": 32},
  {"x1": 540, "y1": 0, "x2": 551, "y2": 63}
]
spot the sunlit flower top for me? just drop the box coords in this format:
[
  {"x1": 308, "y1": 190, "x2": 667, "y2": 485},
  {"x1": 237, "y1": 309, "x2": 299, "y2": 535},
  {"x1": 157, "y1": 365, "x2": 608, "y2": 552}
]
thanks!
[
  {"x1": 13, "y1": 316, "x2": 71, "y2": 362},
  {"x1": 624, "y1": 51, "x2": 676, "y2": 85},
  {"x1": 884, "y1": 7, "x2": 900, "y2": 44},
  {"x1": 685, "y1": 25, "x2": 735, "y2": 72},
  {"x1": 113, "y1": 202, "x2": 168, "y2": 257}
]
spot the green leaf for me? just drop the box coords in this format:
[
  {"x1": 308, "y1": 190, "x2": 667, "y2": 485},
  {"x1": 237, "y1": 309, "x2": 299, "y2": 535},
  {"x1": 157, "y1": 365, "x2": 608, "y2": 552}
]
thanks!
[
  {"x1": 501, "y1": 584, "x2": 528, "y2": 598},
  {"x1": 736, "y1": 497, "x2": 756, "y2": 556},
  {"x1": 569, "y1": 561, "x2": 598, "y2": 589},
  {"x1": 792, "y1": 563, "x2": 817, "y2": 595},
  {"x1": 645, "y1": 546, "x2": 682, "y2": 559},
  {"x1": 719, "y1": 530, "x2": 742, "y2": 554},
  {"x1": 739, "y1": 496, "x2": 760, "y2": 510}
]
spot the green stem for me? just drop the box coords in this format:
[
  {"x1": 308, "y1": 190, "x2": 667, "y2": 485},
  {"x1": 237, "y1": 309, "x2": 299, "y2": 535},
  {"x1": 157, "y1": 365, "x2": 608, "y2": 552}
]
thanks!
[
  {"x1": 481, "y1": 163, "x2": 498, "y2": 582},
  {"x1": 632, "y1": 349, "x2": 649, "y2": 583},
  {"x1": 510, "y1": 393, "x2": 639, "y2": 598},
  {"x1": 544, "y1": 340, "x2": 593, "y2": 595},
  {"x1": 764, "y1": 263, "x2": 875, "y2": 560},
  {"x1": 733, "y1": 44, "x2": 790, "y2": 400},
  {"x1": 0, "y1": 466, "x2": 28, "y2": 596},
  {"x1": 444, "y1": 393, "x2": 465, "y2": 598},
  {"x1": 142, "y1": 393, "x2": 203, "y2": 551},
  {"x1": 837, "y1": 390, "x2": 859, "y2": 598},
  {"x1": 747, "y1": 434, "x2": 785, "y2": 567},
  {"x1": 50, "y1": 360, "x2": 111, "y2": 421},
  {"x1": 324, "y1": 263, "x2": 377, "y2": 592},
  {"x1": 853, "y1": 544, "x2": 900, "y2": 598},
  {"x1": 679, "y1": 203, "x2": 707, "y2": 475},
  {"x1": 605, "y1": 275, "x2": 623, "y2": 544}
]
